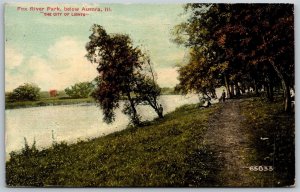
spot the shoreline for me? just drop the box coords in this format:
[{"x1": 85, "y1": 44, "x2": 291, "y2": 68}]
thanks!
[
  {"x1": 5, "y1": 94, "x2": 188, "y2": 110},
  {"x1": 5, "y1": 99, "x2": 96, "y2": 110},
  {"x1": 5, "y1": 98, "x2": 295, "y2": 187},
  {"x1": 5, "y1": 94, "x2": 202, "y2": 156}
]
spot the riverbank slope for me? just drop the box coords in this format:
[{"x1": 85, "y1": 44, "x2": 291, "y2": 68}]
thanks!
[{"x1": 6, "y1": 97, "x2": 294, "y2": 187}]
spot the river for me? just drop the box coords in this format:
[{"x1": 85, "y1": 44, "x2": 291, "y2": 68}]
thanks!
[{"x1": 5, "y1": 94, "x2": 208, "y2": 156}]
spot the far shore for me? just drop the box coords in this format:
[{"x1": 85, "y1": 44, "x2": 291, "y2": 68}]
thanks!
[
  {"x1": 5, "y1": 93, "x2": 181, "y2": 110},
  {"x1": 5, "y1": 97, "x2": 95, "y2": 110}
]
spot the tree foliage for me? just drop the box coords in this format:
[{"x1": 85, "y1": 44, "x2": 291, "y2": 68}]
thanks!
[
  {"x1": 7, "y1": 83, "x2": 41, "y2": 102},
  {"x1": 134, "y1": 56, "x2": 163, "y2": 118},
  {"x1": 86, "y1": 24, "x2": 162, "y2": 125},
  {"x1": 64, "y1": 82, "x2": 94, "y2": 99},
  {"x1": 173, "y1": 4, "x2": 294, "y2": 112}
]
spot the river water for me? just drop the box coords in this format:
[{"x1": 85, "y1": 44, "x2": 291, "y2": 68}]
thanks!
[{"x1": 6, "y1": 94, "x2": 207, "y2": 155}]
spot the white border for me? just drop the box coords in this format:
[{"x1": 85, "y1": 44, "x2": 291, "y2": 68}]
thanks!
[{"x1": 0, "y1": 0, "x2": 298, "y2": 192}]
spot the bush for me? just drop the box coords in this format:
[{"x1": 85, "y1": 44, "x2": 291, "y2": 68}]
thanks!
[
  {"x1": 7, "y1": 83, "x2": 41, "y2": 102},
  {"x1": 65, "y1": 82, "x2": 93, "y2": 99}
]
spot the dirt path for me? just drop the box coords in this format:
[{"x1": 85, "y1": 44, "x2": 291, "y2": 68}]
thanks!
[{"x1": 203, "y1": 99, "x2": 257, "y2": 187}]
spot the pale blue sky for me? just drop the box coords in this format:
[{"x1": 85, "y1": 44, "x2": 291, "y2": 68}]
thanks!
[{"x1": 5, "y1": 3, "x2": 188, "y2": 91}]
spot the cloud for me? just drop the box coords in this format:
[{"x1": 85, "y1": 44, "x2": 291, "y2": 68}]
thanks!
[
  {"x1": 26, "y1": 56, "x2": 56, "y2": 89},
  {"x1": 151, "y1": 49, "x2": 186, "y2": 68},
  {"x1": 6, "y1": 36, "x2": 98, "y2": 91},
  {"x1": 156, "y1": 67, "x2": 179, "y2": 88},
  {"x1": 47, "y1": 36, "x2": 98, "y2": 88},
  {"x1": 35, "y1": 17, "x2": 77, "y2": 26},
  {"x1": 48, "y1": 36, "x2": 86, "y2": 70},
  {"x1": 117, "y1": 15, "x2": 169, "y2": 29},
  {"x1": 5, "y1": 45, "x2": 26, "y2": 92},
  {"x1": 5, "y1": 35, "x2": 180, "y2": 92},
  {"x1": 5, "y1": 74, "x2": 25, "y2": 92},
  {"x1": 5, "y1": 3, "x2": 187, "y2": 91},
  {"x1": 5, "y1": 45, "x2": 24, "y2": 70}
]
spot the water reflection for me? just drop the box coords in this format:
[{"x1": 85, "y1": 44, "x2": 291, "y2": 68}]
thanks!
[{"x1": 5, "y1": 95, "x2": 201, "y2": 155}]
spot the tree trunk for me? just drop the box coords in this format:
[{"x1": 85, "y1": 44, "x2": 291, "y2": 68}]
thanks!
[
  {"x1": 156, "y1": 107, "x2": 163, "y2": 118},
  {"x1": 126, "y1": 92, "x2": 140, "y2": 125},
  {"x1": 283, "y1": 83, "x2": 291, "y2": 113},
  {"x1": 265, "y1": 82, "x2": 270, "y2": 100},
  {"x1": 254, "y1": 79, "x2": 259, "y2": 96},
  {"x1": 235, "y1": 82, "x2": 241, "y2": 96},
  {"x1": 146, "y1": 58, "x2": 163, "y2": 118},
  {"x1": 268, "y1": 80, "x2": 274, "y2": 102},
  {"x1": 211, "y1": 89, "x2": 217, "y2": 99},
  {"x1": 224, "y1": 75, "x2": 231, "y2": 99},
  {"x1": 240, "y1": 83, "x2": 246, "y2": 94},
  {"x1": 270, "y1": 61, "x2": 291, "y2": 113},
  {"x1": 147, "y1": 98, "x2": 163, "y2": 118},
  {"x1": 230, "y1": 84, "x2": 235, "y2": 97}
]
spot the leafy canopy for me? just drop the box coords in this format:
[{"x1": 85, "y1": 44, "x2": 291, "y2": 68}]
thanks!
[
  {"x1": 7, "y1": 83, "x2": 41, "y2": 102},
  {"x1": 65, "y1": 82, "x2": 94, "y2": 99}
]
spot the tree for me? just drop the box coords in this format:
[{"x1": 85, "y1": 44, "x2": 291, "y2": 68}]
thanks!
[
  {"x1": 172, "y1": 4, "x2": 294, "y2": 112},
  {"x1": 172, "y1": 4, "x2": 230, "y2": 99},
  {"x1": 248, "y1": 4, "x2": 294, "y2": 111},
  {"x1": 176, "y1": 48, "x2": 223, "y2": 99},
  {"x1": 64, "y1": 82, "x2": 94, "y2": 99},
  {"x1": 86, "y1": 24, "x2": 162, "y2": 125},
  {"x1": 7, "y1": 83, "x2": 40, "y2": 102},
  {"x1": 133, "y1": 55, "x2": 163, "y2": 118}
]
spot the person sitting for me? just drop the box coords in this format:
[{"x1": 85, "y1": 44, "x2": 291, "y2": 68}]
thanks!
[{"x1": 158, "y1": 104, "x2": 164, "y2": 117}]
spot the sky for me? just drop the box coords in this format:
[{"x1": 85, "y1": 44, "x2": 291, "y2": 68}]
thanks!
[{"x1": 5, "y1": 3, "x2": 189, "y2": 91}]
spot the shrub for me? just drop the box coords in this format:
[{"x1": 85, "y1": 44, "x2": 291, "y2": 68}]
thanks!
[
  {"x1": 7, "y1": 83, "x2": 41, "y2": 102},
  {"x1": 64, "y1": 82, "x2": 93, "y2": 98}
]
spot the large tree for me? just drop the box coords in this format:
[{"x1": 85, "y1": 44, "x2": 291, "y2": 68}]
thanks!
[
  {"x1": 86, "y1": 24, "x2": 162, "y2": 125},
  {"x1": 172, "y1": 4, "x2": 294, "y2": 112}
]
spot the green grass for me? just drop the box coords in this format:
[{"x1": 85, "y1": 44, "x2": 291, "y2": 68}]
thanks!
[
  {"x1": 239, "y1": 97, "x2": 295, "y2": 187},
  {"x1": 6, "y1": 97, "x2": 295, "y2": 187},
  {"x1": 5, "y1": 97, "x2": 95, "y2": 109},
  {"x1": 5, "y1": 90, "x2": 95, "y2": 109},
  {"x1": 5, "y1": 89, "x2": 178, "y2": 109},
  {"x1": 6, "y1": 103, "x2": 220, "y2": 187}
]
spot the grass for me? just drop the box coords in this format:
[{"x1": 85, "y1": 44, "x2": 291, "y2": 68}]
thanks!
[
  {"x1": 5, "y1": 90, "x2": 95, "y2": 109},
  {"x1": 239, "y1": 97, "x2": 295, "y2": 187},
  {"x1": 6, "y1": 97, "x2": 295, "y2": 187},
  {"x1": 6, "y1": 103, "x2": 220, "y2": 187},
  {"x1": 5, "y1": 88, "x2": 177, "y2": 109},
  {"x1": 5, "y1": 97, "x2": 95, "y2": 109}
]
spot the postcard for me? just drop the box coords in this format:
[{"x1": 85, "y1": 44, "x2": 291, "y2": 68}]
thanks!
[{"x1": 5, "y1": 2, "x2": 295, "y2": 187}]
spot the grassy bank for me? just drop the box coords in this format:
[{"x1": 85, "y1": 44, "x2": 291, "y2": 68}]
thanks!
[
  {"x1": 5, "y1": 97, "x2": 95, "y2": 109},
  {"x1": 5, "y1": 88, "x2": 176, "y2": 109},
  {"x1": 6, "y1": 97, "x2": 295, "y2": 187},
  {"x1": 5, "y1": 90, "x2": 95, "y2": 109},
  {"x1": 239, "y1": 97, "x2": 295, "y2": 187},
  {"x1": 6, "y1": 103, "x2": 220, "y2": 187}
]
